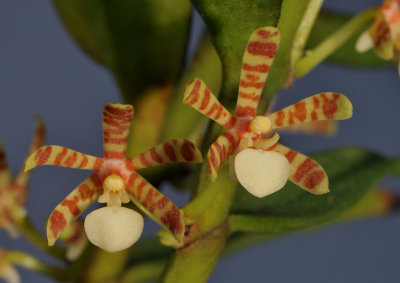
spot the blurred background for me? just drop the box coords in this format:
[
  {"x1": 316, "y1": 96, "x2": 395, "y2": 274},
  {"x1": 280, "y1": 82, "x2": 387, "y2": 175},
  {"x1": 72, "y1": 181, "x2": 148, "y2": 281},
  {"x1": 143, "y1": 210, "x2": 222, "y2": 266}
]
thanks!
[{"x1": 0, "y1": 0, "x2": 399, "y2": 282}]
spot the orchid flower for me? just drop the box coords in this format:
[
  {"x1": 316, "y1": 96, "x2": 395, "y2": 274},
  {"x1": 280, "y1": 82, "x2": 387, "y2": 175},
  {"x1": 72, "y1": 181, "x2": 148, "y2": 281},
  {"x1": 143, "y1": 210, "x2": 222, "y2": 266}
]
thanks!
[
  {"x1": 25, "y1": 103, "x2": 202, "y2": 252},
  {"x1": 356, "y1": 0, "x2": 400, "y2": 73},
  {"x1": 58, "y1": 219, "x2": 87, "y2": 261},
  {"x1": 184, "y1": 27, "x2": 353, "y2": 198},
  {"x1": 0, "y1": 118, "x2": 44, "y2": 237}
]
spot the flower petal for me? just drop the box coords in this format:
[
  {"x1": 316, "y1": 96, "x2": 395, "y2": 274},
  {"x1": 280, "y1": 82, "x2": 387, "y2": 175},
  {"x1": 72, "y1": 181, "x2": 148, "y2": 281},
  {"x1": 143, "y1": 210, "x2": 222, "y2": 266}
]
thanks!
[
  {"x1": 126, "y1": 172, "x2": 184, "y2": 242},
  {"x1": 25, "y1": 146, "x2": 104, "y2": 172},
  {"x1": 0, "y1": 140, "x2": 11, "y2": 188},
  {"x1": 268, "y1": 92, "x2": 352, "y2": 130},
  {"x1": 269, "y1": 143, "x2": 329, "y2": 195},
  {"x1": 183, "y1": 78, "x2": 236, "y2": 130},
  {"x1": 15, "y1": 117, "x2": 45, "y2": 188},
  {"x1": 207, "y1": 132, "x2": 240, "y2": 182},
  {"x1": 236, "y1": 27, "x2": 280, "y2": 118},
  {"x1": 277, "y1": 120, "x2": 338, "y2": 136},
  {"x1": 369, "y1": 12, "x2": 394, "y2": 60},
  {"x1": 126, "y1": 139, "x2": 203, "y2": 170},
  {"x1": 102, "y1": 103, "x2": 133, "y2": 160},
  {"x1": 47, "y1": 173, "x2": 102, "y2": 246}
]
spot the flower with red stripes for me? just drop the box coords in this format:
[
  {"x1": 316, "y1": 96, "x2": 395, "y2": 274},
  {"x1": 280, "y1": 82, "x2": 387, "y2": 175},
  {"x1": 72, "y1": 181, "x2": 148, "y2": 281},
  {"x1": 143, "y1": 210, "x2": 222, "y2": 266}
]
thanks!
[
  {"x1": 25, "y1": 103, "x2": 202, "y2": 252},
  {"x1": 356, "y1": 0, "x2": 400, "y2": 74},
  {"x1": 0, "y1": 118, "x2": 44, "y2": 238},
  {"x1": 184, "y1": 26, "x2": 353, "y2": 198}
]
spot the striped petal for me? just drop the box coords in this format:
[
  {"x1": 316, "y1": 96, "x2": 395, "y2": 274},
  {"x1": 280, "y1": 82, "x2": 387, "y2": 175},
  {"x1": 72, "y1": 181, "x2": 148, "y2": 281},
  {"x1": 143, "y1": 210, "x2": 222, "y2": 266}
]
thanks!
[
  {"x1": 236, "y1": 27, "x2": 280, "y2": 117},
  {"x1": 102, "y1": 103, "x2": 133, "y2": 160},
  {"x1": 126, "y1": 172, "x2": 184, "y2": 242},
  {"x1": 207, "y1": 132, "x2": 240, "y2": 182},
  {"x1": 47, "y1": 173, "x2": 102, "y2": 246},
  {"x1": 269, "y1": 143, "x2": 329, "y2": 195},
  {"x1": 183, "y1": 79, "x2": 236, "y2": 130},
  {"x1": 15, "y1": 117, "x2": 45, "y2": 187},
  {"x1": 268, "y1": 92, "x2": 353, "y2": 130},
  {"x1": 25, "y1": 146, "x2": 104, "y2": 172},
  {"x1": 126, "y1": 139, "x2": 203, "y2": 170},
  {"x1": 0, "y1": 140, "x2": 11, "y2": 188}
]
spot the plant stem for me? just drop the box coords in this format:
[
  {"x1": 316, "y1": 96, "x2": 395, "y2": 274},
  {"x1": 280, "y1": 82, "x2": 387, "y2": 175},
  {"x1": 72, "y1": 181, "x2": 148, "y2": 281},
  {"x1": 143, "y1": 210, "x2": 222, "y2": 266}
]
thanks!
[
  {"x1": 16, "y1": 216, "x2": 66, "y2": 260},
  {"x1": 291, "y1": 0, "x2": 324, "y2": 64},
  {"x1": 295, "y1": 7, "x2": 377, "y2": 78},
  {"x1": 120, "y1": 259, "x2": 166, "y2": 283}
]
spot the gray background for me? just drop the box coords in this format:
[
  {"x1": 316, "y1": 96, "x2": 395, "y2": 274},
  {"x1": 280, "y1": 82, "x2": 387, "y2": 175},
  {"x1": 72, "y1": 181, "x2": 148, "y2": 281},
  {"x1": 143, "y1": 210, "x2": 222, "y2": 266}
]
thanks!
[{"x1": 1, "y1": 1, "x2": 400, "y2": 282}]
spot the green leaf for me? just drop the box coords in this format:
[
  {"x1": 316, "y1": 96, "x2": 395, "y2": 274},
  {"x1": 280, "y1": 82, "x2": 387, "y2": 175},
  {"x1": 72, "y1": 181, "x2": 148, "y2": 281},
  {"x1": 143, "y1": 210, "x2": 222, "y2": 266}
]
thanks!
[
  {"x1": 307, "y1": 11, "x2": 392, "y2": 67},
  {"x1": 191, "y1": 0, "x2": 282, "y2": 107},
  {"x1": 53, "y1": 0, "x2": 191, "y2": 102},
  {"x1": 231, "y1": 147, "x2": 399, "y2": 221}
]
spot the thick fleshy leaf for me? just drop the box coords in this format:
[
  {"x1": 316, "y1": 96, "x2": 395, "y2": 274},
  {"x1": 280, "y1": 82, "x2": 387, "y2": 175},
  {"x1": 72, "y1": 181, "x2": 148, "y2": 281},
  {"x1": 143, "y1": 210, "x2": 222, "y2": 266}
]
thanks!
[
  {"x1": 231, "y1": 147, "x2": 400, "y2": 222},
  {"x1": 47, "y1": 173, "x2": 102, "y2": 246},
  {"x1": 207, "y1": 132, "x2": 240, "y2": 182},
  {"x1": 0, "y1": 141, "x2": 11, "y2": 188},
  {"x1": 126, "y1": 172, "x2": 184, "y2": 242},
  {"x1": 25, "y1": 146, "x2": 104, "y2": 172},
  {"x1": 268, "y1": 92, "x2": 352, "y2": 130},
  {"x1": 270, "y1": 143, "x2": 329, "y2": 195},
  {"x1": 53, "y1": 0, "x2": 191, "y2": 101},
  {"x1": 183, "y1": 79, "x2": 236, "y2": 130},
  {"x1": 126, "y1": 139, "x2": 203, "y2": 170},
  {"x1": 102, "y1": 103, "x2": 133, "y2": 160},
  {"x1": 15, "y1": 117, "x2": 45, "y2": 187},
  {"x1": 236, "y1": 27, "x2": 280, "y2": 118}
]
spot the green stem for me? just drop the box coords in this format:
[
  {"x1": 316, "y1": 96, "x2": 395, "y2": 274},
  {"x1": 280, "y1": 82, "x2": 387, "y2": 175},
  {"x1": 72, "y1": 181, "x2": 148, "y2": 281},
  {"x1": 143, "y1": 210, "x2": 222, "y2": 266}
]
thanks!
[
  {"x1": 291, "y1": 0, "x2": 324, "y2": 64},
  {"x1": 120, "y1": 259, "x2": 165, "y2": 283},
  {"x1": 16, "y1": 217, "x2": 66, "y2": 260},
  {"x1": 7, "y1": 251, "x2": 69, "y2": 281},
  {"x1": 295, "y1": 7, "x2": 377, "y2": 78}
]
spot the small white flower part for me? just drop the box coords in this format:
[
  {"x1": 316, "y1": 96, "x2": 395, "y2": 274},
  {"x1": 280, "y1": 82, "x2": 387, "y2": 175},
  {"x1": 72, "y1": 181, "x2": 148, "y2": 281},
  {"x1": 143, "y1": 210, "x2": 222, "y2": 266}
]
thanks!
[
  {"x1": 0, "y1": 251, "x2": 20, "y2": 283},
  {"x1": 249, "y1": 116, "x2": 272, "y2": 134},
  {"x1": 98, "y1": 174, "x2": 130, "y2": 206},
  {"x1": 84, "y1": 206, "x2": 144, "y2": 252},
  {"x1": 234, "y1": 148, "x2": 290, "y2": 198},
  {"x1": 355, "y1": 31, "x2": 373, "y2": 53}
]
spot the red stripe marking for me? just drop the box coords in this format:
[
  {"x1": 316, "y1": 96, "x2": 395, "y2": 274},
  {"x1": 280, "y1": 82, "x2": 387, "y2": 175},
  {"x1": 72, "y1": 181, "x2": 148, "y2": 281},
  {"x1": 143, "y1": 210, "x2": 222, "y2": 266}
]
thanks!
[
  {"x1": 245, "y1": 74, "x2": 260, "y2": 81},
  {"x1": 214, "y1": 104, "x2": 224, "y2": 120},
  {"x1": 311, "y1": 110, "x2": 318, "y2": 121},
  {"x1": 139, "y1": 154, "x2": 152, "y2": 168},
  {"x1": 242, "y1": 63, "x2": 270, "y2": 73},
  {"x1": 78, "y1": 184, "x2": 95, "y2": 201},
  {"x1": 181, "y1": 140, "x2": 195, "y2": 161},
  {"x1": 321, "y1": 93, "x2": 340, "y2": 119},
  {"x1": 35, "y1": 146, "x2": 52, "y2": 166},
  {"x1": 93, "y1": 158, "x2": 104, "y2": 171},
  {"x1": 288, "y1": 102, "x2": 307, "y2": 125},
  {"x1": 64, "y1": 152, "x2": 78, "y2": 167},
  {"x1": 274, "y1": 110, "x2": 285, "y2": 127},
  {"x1": 54, "y1": 148, "x2": 68, "y2": 166},
  {"x1": 103, "y1": 111, "x2": 133, "y2": 123},
  {"x1": 104, "y1": 105, "x2": 133, "y2": 116},
  {"x1": 137, "y1": 180, "x2": 147, "y2": 200},
  {"x1": 285, "y1": 150, "x2": 298, "y2": 163},
  {"x1": 185, "y1": 79, "x2": 201, "y2": 105},
  {"x1": 143, "y1": 188, "x2": 154, "y2": 208},
  {"x1": 49, "y1": 210, "x2": 67, "y2": 238},
  {"x1": 104, "y1": 137, "x2": 128, "y2": 145},
  {"x1": 223, "y1": 115, "x2": 237, "y2": 130},
  {"x1": 206, "y1": 103, "x2": 218, "y2": 117},
  {"x1": 103, "y1": 118, "x2": 121, "y2": 128},
  {"x1": 163, "y1": 143, "x2": 177, "y2": 162},
  {"x1": 78, "y1": 153, "x2": 88, "y2": 169},
  {"x1": 161, "y1": 206, "x2": 183, "y2": 235},
  {"x1": 104, "y1": 151, "x2": 125, "y2": 160},
  {"x1": 236, "y1": 105, "x2": 256, "y2": 117},
  {"x1": 222, "y1": 132, "x2": 238, "y2": 154},
  {"x1": 199, "y1": 88, "x2": 211, "y2": 110},
  {"x1": 150, "y1": 148, "x2": 163, "y2": 164},
  {"x1": 313, "y1": 96, "x2": 320, "y2": 109},
  {"x1": 61, "y1": 196, "x2": 80, "y2": 217},
  {"x1": 207, "y1": 158, "x2": 213, "y2": 176},
  {"x1": 257, "y1": 29, "x2": 271, "y2": 38},
  {"x1": 247, "y1": 41, "x2": 278, "y2": 58},
  {"x1": 157, "y1": 196, "x2": 169, "y2": 209},
  {"x1": 240, "y1": 80, "x2": 264, "y2": 89},
  {"x1": 209, "y1": 147, "x2": 218, "y2": 169},
  {"x1": 303, "y1": 170, "x2": 325, "y2": 189},
  {"x1": 239, "y1": 91, "x2": 260, "y2": 102},
  {"x1": 125, "y1": 159, "x2": 136, "y2": 171},
  {"x1": 293, "y1": 158, "x2": 318, "y2": 182}
]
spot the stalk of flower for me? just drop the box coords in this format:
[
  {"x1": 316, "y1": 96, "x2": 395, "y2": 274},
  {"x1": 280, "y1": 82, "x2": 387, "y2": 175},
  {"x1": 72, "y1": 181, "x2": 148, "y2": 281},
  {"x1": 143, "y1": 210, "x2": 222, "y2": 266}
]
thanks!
[
  {"x1": 25, "y1": 103, "x2": 203, "y2": 252},
  {"x1": 184, "y1": 26, "x2": 353, "y2": 198},
  {"x1": 356, "y1": 0, "x2": 400, "y2": 73},
  {"x1": 58, "y1": 220, "x2": 87, "y2": 261},
  {"x1": 0, "y1": 249, "x2": 20, "y2": 283},
  {"x1": 0, "y1": 117, "x2": 44, "y2": 238}
]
